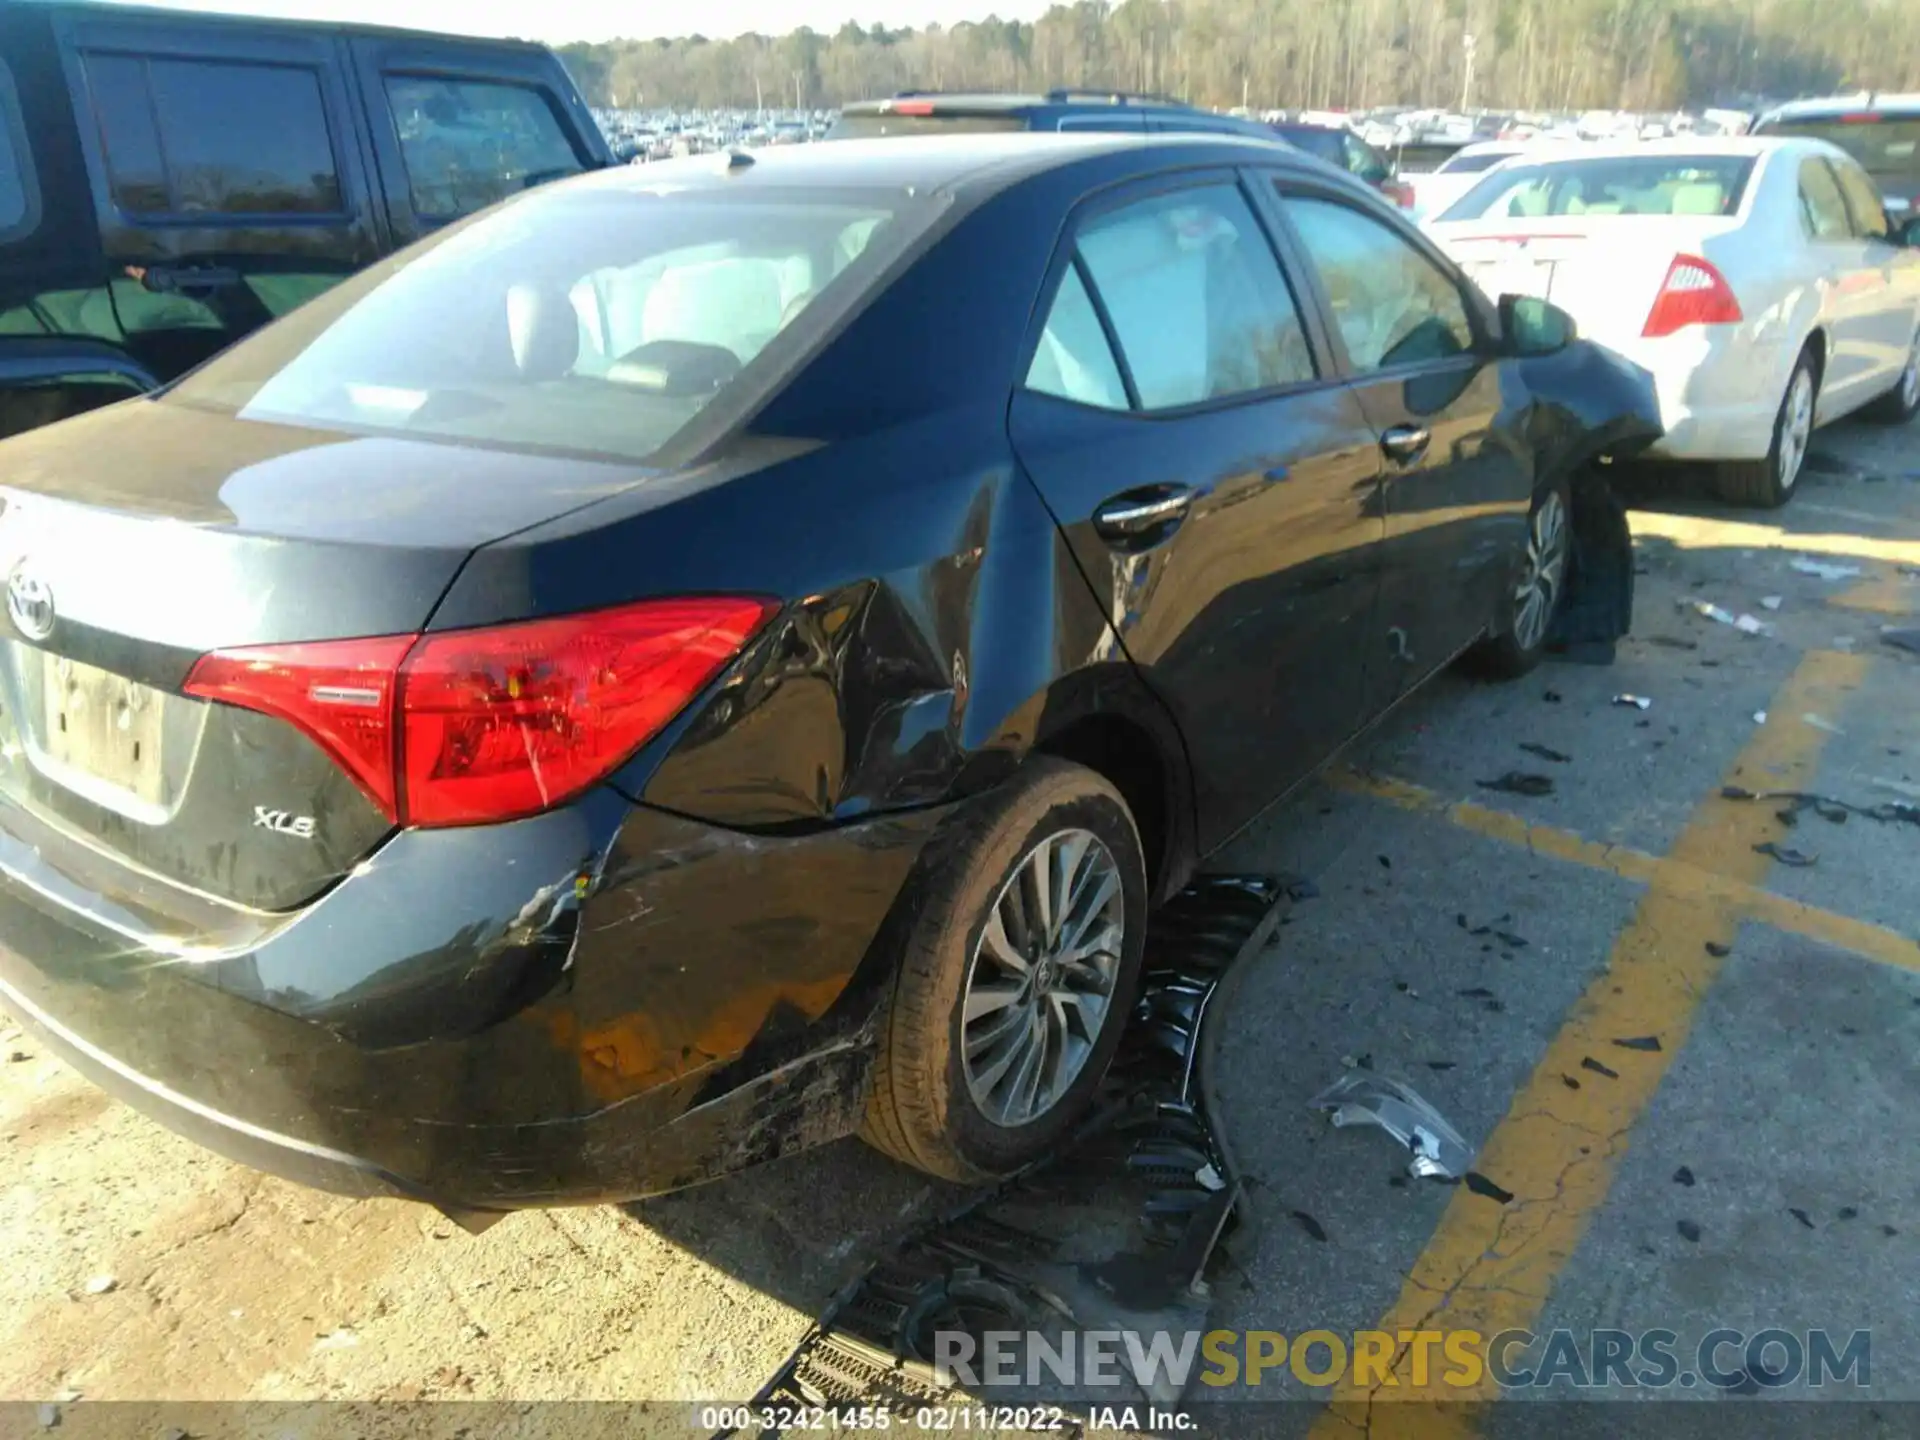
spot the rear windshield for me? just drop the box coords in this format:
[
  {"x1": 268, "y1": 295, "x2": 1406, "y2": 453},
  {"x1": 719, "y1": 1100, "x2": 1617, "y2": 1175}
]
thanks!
[
  {"x1": 165, "y1": 179, "x2": 941, "y2": 463},
  {"x1": 827, "y1": 112, "x2": 1027, "y2": 139},
  {"x1": 1440, "y1": 155, "x2": 1757, "y2": 221},
  {"x1": 1758, "y1": 118, "x2": 1920, "y2": 189},
  {"x1": 1437, "y1": 150, "x2": 1517, "y2": 175},
  {"x1": 1272, "y1": 127, "x2": 1346, "y2": 165}
]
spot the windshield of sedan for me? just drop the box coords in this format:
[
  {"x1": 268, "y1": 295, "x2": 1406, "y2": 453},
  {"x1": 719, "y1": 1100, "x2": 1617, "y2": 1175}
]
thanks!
[
  {"x1": 1760, "y1": 117, "x2": 1920, "y2": 189},
  {"x1": 166, "y1": 179, "x2": 939, "y2": 462},
  {"x1": 1440, "y1": 155, "x2": 1757, "y2": 221}
]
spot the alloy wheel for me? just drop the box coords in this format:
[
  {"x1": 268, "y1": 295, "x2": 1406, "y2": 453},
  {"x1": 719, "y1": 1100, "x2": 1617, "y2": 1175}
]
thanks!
[
  {"x1": 961, "y1": 828, "x2": 1125, "y2": 1128},
  {"x1": 1902, "y1": 335, "x2": 1920, "y2": 413},
  {"x1": 1778, "y1": 368, "x2": 1816, "y2": 493},
  {"x1": 1512, "y1": 490, "x2": 1569, "y2": 653}
]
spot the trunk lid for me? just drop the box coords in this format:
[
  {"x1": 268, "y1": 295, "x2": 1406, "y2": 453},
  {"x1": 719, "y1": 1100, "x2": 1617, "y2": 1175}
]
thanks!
[
  {"x1": 1433, "y1": 216, "x2": 1742, "y2": 347},
  {"x1": 0, "y1": 397, "x2": 656, "y2": 911}
]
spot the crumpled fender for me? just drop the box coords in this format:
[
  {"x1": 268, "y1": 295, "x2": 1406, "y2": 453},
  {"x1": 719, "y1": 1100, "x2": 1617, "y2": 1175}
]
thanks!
[{"x1": 1518, "y1": 339, "x2": 1664, "y2": 654}]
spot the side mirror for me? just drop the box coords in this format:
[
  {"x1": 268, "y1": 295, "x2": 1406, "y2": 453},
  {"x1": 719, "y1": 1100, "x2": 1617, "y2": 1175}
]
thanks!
[
  {"x1": 1501, "y1": 294, "x2": 1577, "y2": 356},
  {"x1": 1895, "y1": 214, "x2": 1920, "y2": 247}
]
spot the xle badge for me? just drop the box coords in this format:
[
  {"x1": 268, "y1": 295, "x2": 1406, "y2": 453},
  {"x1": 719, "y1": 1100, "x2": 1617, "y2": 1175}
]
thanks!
[{"x1": 254, "y1": 807, "x2": 316, "y2": 839}]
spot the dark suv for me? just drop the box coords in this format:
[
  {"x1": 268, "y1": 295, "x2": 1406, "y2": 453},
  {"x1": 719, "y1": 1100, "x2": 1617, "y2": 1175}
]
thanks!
[
  {"x1": 0, "y1": 1, "x2": 612, "y2": 441},
  {"x1": 1752, "y1": 96, "x2": 1920, "y2": 216},
  {"x1": 828, "y1": 89, "x2": 1282, "y2": 143}
]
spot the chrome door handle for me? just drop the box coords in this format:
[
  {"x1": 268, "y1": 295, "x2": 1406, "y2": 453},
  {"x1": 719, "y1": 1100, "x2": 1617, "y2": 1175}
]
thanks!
[
  {"x1": 1381, "y1": 425, "x2": 1431, "y2": 465},
  {"x1": 1092, "y1": 487, "x2": 1195, "y2": 541}
]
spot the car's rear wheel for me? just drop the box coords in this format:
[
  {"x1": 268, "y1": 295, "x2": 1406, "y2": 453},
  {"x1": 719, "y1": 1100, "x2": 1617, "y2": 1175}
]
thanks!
[
  {"x1": 1864, "y1": 328, "x2": 1920, "y2": 425},
  {"x1": 861, "y1": 759, "x2": 1147, "y2": 1183},
  {"x1": 1463, "y1": 479, "x2": 1571, "y2": 680},
  {"x1": 1717, "y1": 351, "x2": 1816, "y2": 508}
]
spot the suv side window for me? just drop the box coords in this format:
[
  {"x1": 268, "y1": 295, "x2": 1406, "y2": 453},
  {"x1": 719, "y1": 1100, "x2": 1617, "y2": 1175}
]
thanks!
[
  {"x1": 1831, "y1": 158, "x2": 1892, "y2": 240},
  {"x1": 1799, "y1": 159, "x2": 1854, "y2": 242},
  {"x1": 384, "y1": 76, "x2": 583, "y2": 221},
  {"x1": 1278, "y1": 194, "x2": 1475, "y2": 371},
  {"x1": 1071, "y1": 183, "x2": 1314, "y2": 409},
  {"x1": 0, "y1": 61, "x2": 38, "y2": 240},
  {"x1": 79, "y1": 52, "x2": 343, "y2": 215}
]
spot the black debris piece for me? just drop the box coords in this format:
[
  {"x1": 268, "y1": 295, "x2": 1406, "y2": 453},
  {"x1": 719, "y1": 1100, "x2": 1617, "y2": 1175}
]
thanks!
[
  {"x1": 1674, "y1": 1166, "x2": 1696, "y2": 1186},
  {"x1": 1395, "y1": 980, "x2": 1413, "y2": 993},
  {"x1": 1291, "y1": 1210, "x2": 1329, "y2": 1243},
  {"x1": 1495, "y1": 931, "x2": 1530, "y2": 950},
  {"x1": 1705, "y1": 942, "x2": 1732, "y2": 958},
  {"x1": 1678, "y1": 1220, "x2": 1702, "y2": 1243},
  {"x1": 1479, "y1": 772, "x2": 1555, "y2": 797},
  {"x1": 1754, "y1": 841, "x2": 1818, "y2": 868},
  {"x1": 1776, "y1": 808, "x2": 1800, "y2": 828},
  {"x1": 1648, "y1": 636, "x2": 1698, "y2": 650},
  {"x1": 1561, "y1": 1074, "x2": 1581, "y2": 1090},
  {"x1": 1789, "y1": 1207, "x2": 1816, "y2": 1230},
  {"x1": 1377, "y1": 854, "x2": 1392, "y2": 870},
  {"x1": 1722, "y1": 785, "x2": 1757, "y2": 800},
  {"x1": 1720, "y1": 787, "x2": 1920, "y2": 828},
  {"x1": 1884, "y1": 1225, "x2": 1900, "y2": 1237},
  {"x1": 1520, "y1": 743, "x2": 1572, "y2": 763},
  {"x1": 1426, "y1": 1061, "x2": 1456, "y2": 1071},
  {"x1": 1841, "y1": 1026, "x2": 1858, "y2": 1037},
  {"x1": 1287, "y1": 877, "x2": 1322, "y2": 902},
  {"x1": 1883, "y1": 628, "x2": 1920, "y2": 657},
  {"x1": 1838, "y1": 1207, "x2": 1859, "y2": 1221},
  {"x1": 1543, "y1": 690, "x2": 1563, "y2": 703},
  {"x1": 1388, "y1": 1176, "x2": 1409, "y2": 1189},
  {"x1": 1464, "y1": 1173, "x2": 1515, "y2": 1204},
  {"x1": 1581, "y1": 1057, "x2": 1621, "y2": 1079},
  {"x1": 1483, "y1": 999, "x2": 1505, "y2": 1013},
  {"x1": 1613, "y1": 1035, "x2": 1663, "y2": 1052},
  {"x1": 1356, "y1": 1054, "x2": 1374, "y2": 1071},
  {"x1": 1455, "y1": 913, "x2": 1469, "y2": 929},
  {"x1": 1457, "y1": 987, "x2": 1496, "y2": 999}
]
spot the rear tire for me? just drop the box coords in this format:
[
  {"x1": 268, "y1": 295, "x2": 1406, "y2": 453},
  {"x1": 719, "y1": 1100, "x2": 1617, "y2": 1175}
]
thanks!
[
  {"x1": 1464, "y1": 478, "x2": 1572, "y2": 681},
  {"x1": 1863, "y1": 328, "x2": 1920, "y2": 425},
  {"x1": 1717, "y1": 351, "x2": 1816, "y2": 508},
  {"x1": 861, "y1": 758, "x2": 1148, "y2": 1183}
]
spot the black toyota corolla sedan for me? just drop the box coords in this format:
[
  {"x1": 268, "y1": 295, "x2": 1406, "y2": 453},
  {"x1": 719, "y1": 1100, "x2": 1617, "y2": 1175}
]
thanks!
[{"x1": 0, "y1": 134, "x2": 1658, "y2": 1225}]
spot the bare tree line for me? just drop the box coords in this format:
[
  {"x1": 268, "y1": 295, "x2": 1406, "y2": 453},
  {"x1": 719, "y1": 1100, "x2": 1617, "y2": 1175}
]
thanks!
[{"x1": 556, "y1": 0, "x2": 1920, "y2": 115}]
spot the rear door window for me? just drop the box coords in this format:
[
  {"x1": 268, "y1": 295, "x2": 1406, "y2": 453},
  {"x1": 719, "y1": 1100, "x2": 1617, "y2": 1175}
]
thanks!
[
  {"x1": 79, "y1": 52, "x2": 343, "y2": 215},
  {"x1": 1799, "y1": 158, "x2": 1855, "y2": 242},
  {"x1": 1071, "y1": 183, "x2": 1315, "y2": 409},
  {"x1": 0, "y1": 61, "x2": 38, "y2": 240},
  {"x1": 384, "y1": 76, "x2": 584, "y2": 222},
  {"x1": 1832, "y1": 158, "x2": 1893, "y2": 240}
]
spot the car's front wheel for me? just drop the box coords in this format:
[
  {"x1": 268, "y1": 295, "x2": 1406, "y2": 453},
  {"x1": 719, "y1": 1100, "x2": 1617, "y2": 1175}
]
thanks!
[
  {"x1": 1464, "y1": 479, "x2": 1572, "y2": 680},
  {"x1": 862, "y1": 759, "x2": 1147, "y2": 1183}
]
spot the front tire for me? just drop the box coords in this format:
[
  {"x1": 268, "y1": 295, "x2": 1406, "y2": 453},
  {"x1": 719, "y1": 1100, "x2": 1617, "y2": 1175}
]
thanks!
[
  {"x1": 1464, "y1": 479, "x2": 1572, "y2": 680},
  {"x1": 861, "y1": 759, "x2": 1148, "y2": 1183},
  {"x1": 1717, "y1": 351, "x2": 1816, "y2": 508}
]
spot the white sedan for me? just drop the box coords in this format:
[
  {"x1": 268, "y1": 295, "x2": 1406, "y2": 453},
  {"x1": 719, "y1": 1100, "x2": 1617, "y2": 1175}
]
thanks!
[{"x1": 1425, "y1": 138, "x2": 1920, "y2": 507}]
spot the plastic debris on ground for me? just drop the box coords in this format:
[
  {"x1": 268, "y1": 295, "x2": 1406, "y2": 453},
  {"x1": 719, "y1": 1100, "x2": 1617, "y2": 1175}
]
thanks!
[
  {"x1": 1883, "y1": 627, "x2": 1920, "y2": 656},
  {"x1": 1613, "y1": 693, "x2": 1653, "y2": 710},
  {"x1": 1309, "y1": 1073, "x2": 1474, "y2": 1180},
  {"x1": 1683, "y1": 599, "x2": 1771, "y2": 635},
  {"x1": 1760, "y1": 595, "x2": 1784, "y2": 611},
  {"x1": 1519, "y1": 742, "x2": 1572, "y2": 763},
  {"x1": 1802, "y1": 713, "x2": 1844, "y2": 735},
  {"x1": 1477, "y1": 771, "x2": 1555, "y2": 797},
  {"x1": 1753, "y1": 841, "x2": 1818, "y2": 868},
  {"x1": 1753, "y1": 711, "x2": 1768, "y2": 725},
  {"x1": 1722, "y1": 785, "x2": 1919, "y2": 828},
  {"x1": 1789, "y1": 557, "x2": 1863, "y2": 582}
]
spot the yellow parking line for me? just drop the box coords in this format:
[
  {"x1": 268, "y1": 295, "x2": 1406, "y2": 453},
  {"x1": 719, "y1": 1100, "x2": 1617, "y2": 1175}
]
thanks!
[
  {"x1": 1629, "y1": 511, "x2": 1920, "y2": 567},
  {"x1": 1311, "y1": 651, "x2": 1869, "y2": 1437},
  {"x1": 1831, "y1": 571, "x2": 1917, "y2": 615},
  {"x1": 1326, "y1": 771, "x2": 1920, "y2": 977}
]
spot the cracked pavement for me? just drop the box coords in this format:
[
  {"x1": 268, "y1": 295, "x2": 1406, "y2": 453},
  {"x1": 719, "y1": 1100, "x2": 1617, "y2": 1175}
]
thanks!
[{"x1": 2, "y1": 419, "x2": 1919, "y2": 1423}]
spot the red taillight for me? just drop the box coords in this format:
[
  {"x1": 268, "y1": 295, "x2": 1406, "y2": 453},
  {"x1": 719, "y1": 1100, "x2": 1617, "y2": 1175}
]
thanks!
[
  {"x1": 1642, "y1": 255, "x2": 1743, "y2": 338},
  {"x1": 1382, "y1": 180, "x2": 1416, "y2": 209},
  {"x1": 184, "y1": 597, "x2": 777, "y2": 829},
  {"x1": 888, "y1": 100, "x2": 935, "y2": 115}
]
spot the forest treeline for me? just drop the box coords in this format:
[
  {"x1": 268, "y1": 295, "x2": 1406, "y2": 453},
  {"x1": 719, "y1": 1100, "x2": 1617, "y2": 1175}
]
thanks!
[{"x1": 555, "y1": 0, "x2": 1920, "y2": 116}]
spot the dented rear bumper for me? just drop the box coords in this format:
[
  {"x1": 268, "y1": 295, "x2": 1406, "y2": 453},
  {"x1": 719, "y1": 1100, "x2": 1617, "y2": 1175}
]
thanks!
[{"x1": 0, "y1": 788, "x2": 951, "y2": 1213}]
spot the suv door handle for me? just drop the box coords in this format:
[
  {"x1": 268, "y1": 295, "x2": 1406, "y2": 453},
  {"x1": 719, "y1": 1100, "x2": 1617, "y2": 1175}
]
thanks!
[
  {"x1": 1381, "y1": 425, "x2": 1432, "y2": 465},
  {"x1": 1092, "y1": 486, "x2": 1195, "y2": 543},
  {"x1": 136, "y1": 264, "x2": 243, "y2": 296}
]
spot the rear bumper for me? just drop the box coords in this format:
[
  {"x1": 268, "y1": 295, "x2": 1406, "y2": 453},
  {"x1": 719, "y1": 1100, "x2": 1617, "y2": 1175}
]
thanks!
[
  {"x1": 0, "y1": 789, "x2": 951, "y2": 1212},
  {"x1": 1601, "y1": 329, "x2": 1792, "y2": 463}
]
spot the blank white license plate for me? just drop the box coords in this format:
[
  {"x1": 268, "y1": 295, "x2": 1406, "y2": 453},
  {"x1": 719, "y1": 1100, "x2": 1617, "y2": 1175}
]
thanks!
[
  {"x1": 1481, "y1": 257, "x2": 1554, "y2": 300},
  {"x1": 41, "y1": 653, "x2": 166, "y2": 806}
]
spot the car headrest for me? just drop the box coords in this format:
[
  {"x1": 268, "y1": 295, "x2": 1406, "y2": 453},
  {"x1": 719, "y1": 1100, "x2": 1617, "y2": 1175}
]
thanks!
[{"x1": 505, "y1": 282, "x2": 580, "y2": 381}]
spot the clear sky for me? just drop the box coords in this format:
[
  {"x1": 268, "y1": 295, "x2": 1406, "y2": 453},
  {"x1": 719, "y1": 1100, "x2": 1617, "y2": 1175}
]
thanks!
[{"x1": 106, "y1": 0, "x2": 1056, "y2": 43}]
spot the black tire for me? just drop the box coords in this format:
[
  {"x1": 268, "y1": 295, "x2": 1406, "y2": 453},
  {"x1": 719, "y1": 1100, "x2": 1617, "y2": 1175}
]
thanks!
[
  {"x1": 1717, "y1": 351, "x2": 1817, "y2": 508},
  {"x1": 1463, "y1": 477, "x2": 1573, "y2": 681},
  {"x1": 1863, "y1": 328, "x2": 1920, "y2": 425},
  {"x1": 860, "y1": 758, "x2": 1148, "y2": 1183}
]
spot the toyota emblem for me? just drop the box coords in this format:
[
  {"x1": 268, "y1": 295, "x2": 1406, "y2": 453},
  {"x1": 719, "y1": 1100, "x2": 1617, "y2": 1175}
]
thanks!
[{"x1": 7, "y1": 563, "x2": 55, "y2": 642}]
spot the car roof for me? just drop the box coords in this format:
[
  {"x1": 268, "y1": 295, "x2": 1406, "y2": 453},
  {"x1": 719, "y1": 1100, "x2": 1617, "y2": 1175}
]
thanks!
[
  {"x1": 842, "y1": 91, "x2": 1216, "y2": 117},
  {"x1": 1759, "y1": 94, "x2": 1920, "y2": 123},
  {"x1": 22, "y1": 0, "x2": 554, "y2": 50},
  {"x1": 1483, "y1": 135, "x2": 1823, "y2": 162},
  {"x1": 566, "y1": 131, "x2": 1301, "y2": 199}
]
